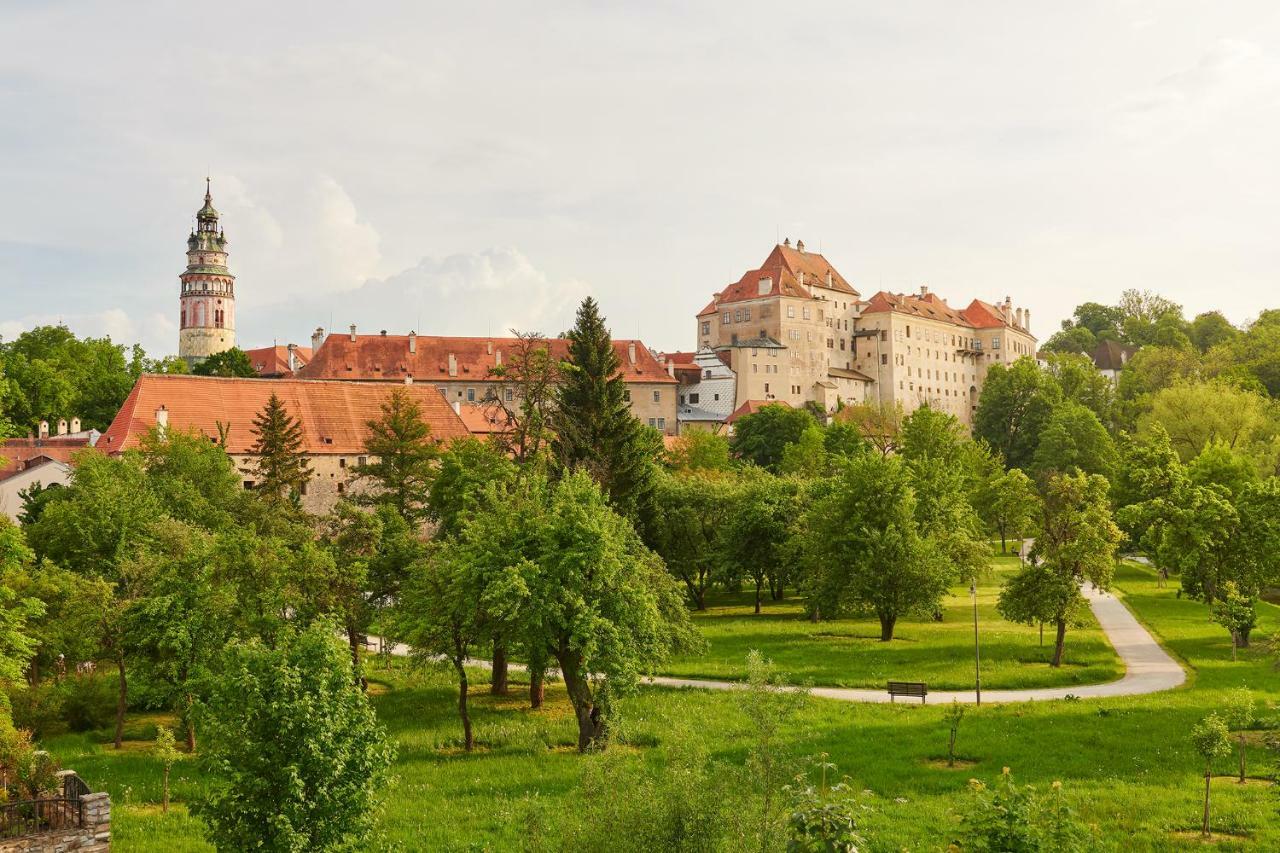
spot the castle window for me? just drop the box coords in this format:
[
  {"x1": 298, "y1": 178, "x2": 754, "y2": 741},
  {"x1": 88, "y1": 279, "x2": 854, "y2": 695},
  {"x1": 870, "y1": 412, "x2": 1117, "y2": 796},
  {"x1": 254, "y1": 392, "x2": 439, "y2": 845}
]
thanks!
[
  {"x1": 652, "y1": 390, "x2": 660, "y2": 403},
  {"x1": 466, "y1": 388, "x2": 476, "y2": 402}
]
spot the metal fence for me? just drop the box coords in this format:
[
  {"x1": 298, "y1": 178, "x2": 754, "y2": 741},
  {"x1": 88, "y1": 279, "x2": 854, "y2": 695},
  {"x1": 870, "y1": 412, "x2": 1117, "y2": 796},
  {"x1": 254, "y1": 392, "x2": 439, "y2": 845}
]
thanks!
[{"x1": 0, "y1": 797, "x2": 82, "y2": 839}]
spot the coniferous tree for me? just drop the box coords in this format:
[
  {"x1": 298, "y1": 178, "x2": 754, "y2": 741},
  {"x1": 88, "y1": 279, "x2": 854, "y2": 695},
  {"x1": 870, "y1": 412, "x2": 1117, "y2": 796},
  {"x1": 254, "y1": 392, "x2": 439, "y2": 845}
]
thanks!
[
  {"x1": 249, "y1": 393, "x2": 311, "y2": 504},
  {"x1": 352, "y1": 388, "x2": 438, "y2": 526},
  {"x1": 551, "y1": 298, "x2": 660, "y2": 526}
]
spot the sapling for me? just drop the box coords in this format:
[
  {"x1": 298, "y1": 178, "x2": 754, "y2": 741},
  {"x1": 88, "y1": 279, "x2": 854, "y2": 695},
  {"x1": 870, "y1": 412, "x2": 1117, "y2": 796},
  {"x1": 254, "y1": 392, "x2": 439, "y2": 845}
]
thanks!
[
  {"x1": 943, "y1": 701, "x2": 965, "y2": 767},
  {"x1": 1190, "y1": 713, "x2": 1231, "y2": 837},
  {"x1": 1222, "y1": 688, "x2": 1254, "y2": 783},
  {"x1": 153, "y1": 726, "x2": 180, "y2": 814}
]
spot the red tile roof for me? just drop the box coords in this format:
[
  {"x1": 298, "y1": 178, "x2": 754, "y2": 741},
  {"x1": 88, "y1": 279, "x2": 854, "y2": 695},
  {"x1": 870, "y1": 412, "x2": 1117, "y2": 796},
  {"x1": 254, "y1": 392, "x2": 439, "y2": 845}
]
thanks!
[
  {"x1": 0, "y1": 437, "x2": 90, "y2": 480},
  {"x1": 726, "y1": 399, "x2": 791, "y2": 424},
  {"x1": 243, "y1": 345, "x2": 312, "y2": 377},
  {"x1": 99, "y1": 374, "x2": 469, "y2": 455},
  {"x1": 455, "y1": 403, "x2": 513, "y2": 435},
  {"x1": 861, "y1": 290, "x2": 971, "y2": 325},
  {"x1": 707, "y1": 243, "x2": 858, "y2": 310},
  {"x1": 961, "y1": 298, "x2": 1029, "y2": 332},
  {"x1": 297, "y1": 334, "x2": 676, "y2": 385}
]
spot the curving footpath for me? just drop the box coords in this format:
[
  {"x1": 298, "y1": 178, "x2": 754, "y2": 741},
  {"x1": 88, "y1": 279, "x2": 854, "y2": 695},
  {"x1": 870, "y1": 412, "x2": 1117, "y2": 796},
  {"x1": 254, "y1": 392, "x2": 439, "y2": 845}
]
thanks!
[
  {"x1": 643, "y1": 585, "x2": 1186, "y2": 704},
  {"x1": 373, "y1": 585, "x2": 1186, "y2": 706}
]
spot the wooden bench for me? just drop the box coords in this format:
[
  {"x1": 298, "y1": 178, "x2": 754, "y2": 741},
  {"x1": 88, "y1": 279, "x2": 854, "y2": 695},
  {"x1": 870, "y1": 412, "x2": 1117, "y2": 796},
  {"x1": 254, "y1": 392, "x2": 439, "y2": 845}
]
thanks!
[{"x1": 887, "y1": 681, "x2": 928, "y2": 704}]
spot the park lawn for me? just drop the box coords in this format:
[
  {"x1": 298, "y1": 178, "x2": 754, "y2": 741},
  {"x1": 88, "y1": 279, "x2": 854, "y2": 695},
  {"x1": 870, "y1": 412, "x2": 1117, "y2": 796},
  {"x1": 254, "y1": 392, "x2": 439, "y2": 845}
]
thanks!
[
  {"x1": 45, "y1": 561, "x2": 1280, "y2": 851},
  {"x1": 660, "y1": 552, "x2": 1124, "y2": 690}
]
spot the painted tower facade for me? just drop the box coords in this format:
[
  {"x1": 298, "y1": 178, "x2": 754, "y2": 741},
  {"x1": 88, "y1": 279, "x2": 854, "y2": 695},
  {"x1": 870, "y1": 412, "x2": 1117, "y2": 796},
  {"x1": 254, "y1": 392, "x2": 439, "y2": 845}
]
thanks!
[{"x1": 178, "y1": 179, "x2": 236, "y2": 366}]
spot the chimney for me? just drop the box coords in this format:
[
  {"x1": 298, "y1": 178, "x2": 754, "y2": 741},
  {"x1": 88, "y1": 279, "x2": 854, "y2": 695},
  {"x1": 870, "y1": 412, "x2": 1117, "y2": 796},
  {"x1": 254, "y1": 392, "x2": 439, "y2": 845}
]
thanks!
[
  {"x1": 627, "y1": 342, "x2": 637, "y2": 365},
  {"x1": 796, "y1": 239, "x2": 805, "y2": 253},
  {"x1": 408, "y1": 331, "x2": 416, "y2": 354},
  {"x1": 287, "y1": 343, "x2": 298, "y2": 372},
  {"x1": 1024, "y1": 309, "x2": 1031, "y2": 332},
  {"x1": 155, "y1": 405, "x2": 169, "y2": 438},
  {"x1": 451, "y1": 400, "x2": 461, "y2": 415},
  {"x1": 1015, "y1": 308, "x2": 1024, "y2": 328},
  {"x1": 312, "y1": 327, "x2": 325, "y2": 351},
  {"x1": 57, "y1": 419, "x2": 68, "y2": 436},
  {"x1": 919, "y1": 285, "x2": 928, "y2": 297},
  {"x1": 486, "y1": 340, "x2": 493, "y2": 355},
  {"x1": 404, "y1": 375, "x2": 413, "y2": 385},
  {"x1": 798, "y1": 271, "x2": 805, "y2": 287},
  {"x1": 70, "y1": 417, "x2": 81, "y2": 434},
  {"x1": 495, "y1": 348, "x2": 503, "y2": 366},
  {"x1": 783, "y1": 237, "x2": 791, "y2": 247},
  {"x1": 448, "y1": 354, "x2": 458, "y2": 376},
  {"x1": 380, "y1": 329, "x2": 387, "y2": 337},
  {"x1": 349, "y1": 324, "x2": 357, "y2": 342},
  {"x1": 38, "y1": 420, "x2": 49, "y2": 440},
  {"x1": 826, "y1": 270, "x2": 832, "y2": 287},
  {"x1": 667, "y1": 362, "x2": 675, "y2": 378}
]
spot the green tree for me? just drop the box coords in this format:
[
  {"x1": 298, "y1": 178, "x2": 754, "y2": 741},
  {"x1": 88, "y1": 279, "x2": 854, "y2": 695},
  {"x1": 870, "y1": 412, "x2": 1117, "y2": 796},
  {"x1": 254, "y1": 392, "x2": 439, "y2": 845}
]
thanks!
[
  {"x1": 0, "y1": 521, "x2": 45, "y2": 692},
  {"x1": 730, "y1": 404, "x2": 817, "y2": 471},
  {"x1": 0, "y1": 325, "x2": 140, "y2": 432},
  {"x1": 249, "y1": 393, "x2": 311, "y2": 505},
  {"x1": 649, "y1": 471, "x2": 735, "y2": 610},
  {"x1": 1115, "y1": 346, "x2": 1200, "y2": 410},
  {"x1": 1138, "y1": 380, "x2": 1275, "y2": 463},
  {"x1": 664, "y1": 429, "x2": 733, "y2": 472},
  {"x1": 191, "y1": 347, "x2": 258, "y2": 378},
  {"x1": 194, "y1": 623, "x2": 395, "y2": 852},
  {"x1": 153, "y1": 726, "x2": 181, "y2": 814},
  {"x1": 1189, "y1": 311, "x2": 1240, "y2": 353},
  {"x1": 1210, "y1": 582, "x2": 1256, "y2": 661},
  {"x1": 976, "y1": 467, "x2": 1038, "y2": 553},
  {"x1": 721, "y1": 471, "x2": 798, "y2": 612},
  {"x1": 427, "y1": 436, "x2": 516, "y2": 540},
  {"x1": 777, "y1": 424, "x2": 831, "y2": 478},
  {"x1": 1032, "y1": 402, "x2": 1117, "y2": 479},
  {"x1": 742, "y1": 650, "x2": 809, "y2": 851},
  {"x1": 1187, "y1": 440, "x2": 1258, "y2": 499},
  {"x1": 803, "y1": 453, "x2": 949, "y2": 640},
  {"x1": 973, "y1": 358, "x2": 1062, "y2": 470},
  {"x1": 352, "y1": 388, "x2": 439, "y2": 526},
  {"x1": 943, "y1": 701, "x2": 965, "y2": 768},
  {"x1": 834, "y1": 401, "x2": 903, "y2": 457},
  {"x1": 1040, "y1": 326, "x2": 1096, "y2": 355},
  {"x1": 822, "y1": 420, "x2": 867, "y2": 460},
  {"x1": 551, "y1": 298, "x2": 660, "y2": 525},
  {"x1": 998, "y1": 472, "x2": 1121, "y2": 667},
  {"x1": 1190, "y1": 713, "x2": 1231, "y2": 837},
  {"x1": 1204, "y1": 310, "x2": 1280, "y2": 396},
  {"x1": 1222, "y1": 688, "x2": 1254, "y2": 783},
  {"x1": 138, "y1": 426, "x2": 243, "y2": 530},
  {"x1": 958, "y1": 768, "x2": 1092, "y2": 852},
  {"x1": 483, "y1": 330, "x2": 562, "y2": 465},
  {"x1": 1043, "y1": 352, "x2": 1115, "y2": 428},
  {"x1": 1118, "y1": 289, "x2": 1187, "y2": 347}
]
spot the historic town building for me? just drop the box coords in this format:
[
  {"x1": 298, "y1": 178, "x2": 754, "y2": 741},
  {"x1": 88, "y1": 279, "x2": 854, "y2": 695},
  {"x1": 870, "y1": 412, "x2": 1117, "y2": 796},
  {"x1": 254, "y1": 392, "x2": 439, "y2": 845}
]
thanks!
[
  {"x1": 297, "y1": 329, "x2": 680, "y2": 435},
  {"x1": 178, "y1": 180, "x2": 236, "y2": 367},
  {"x1": 100, "y1": 374, "x2": 469, "y2": 514},
  {"x1": 697, "y1": 241, "x2": 1037, "y2": 426}
]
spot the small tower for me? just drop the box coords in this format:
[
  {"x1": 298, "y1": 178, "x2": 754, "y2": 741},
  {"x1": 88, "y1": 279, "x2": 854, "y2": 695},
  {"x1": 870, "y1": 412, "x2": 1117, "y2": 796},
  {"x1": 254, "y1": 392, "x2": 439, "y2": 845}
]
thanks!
[{"x1": 178, "y1": 178, "x2": 236, "y2": 367}]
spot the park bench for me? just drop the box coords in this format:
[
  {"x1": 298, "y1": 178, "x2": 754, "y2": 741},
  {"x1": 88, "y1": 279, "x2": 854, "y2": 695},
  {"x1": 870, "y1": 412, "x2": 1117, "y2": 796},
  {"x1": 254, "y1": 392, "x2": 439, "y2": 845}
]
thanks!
[{"x1": 887, "y1": 681, "x2": 928, "y2": 704}]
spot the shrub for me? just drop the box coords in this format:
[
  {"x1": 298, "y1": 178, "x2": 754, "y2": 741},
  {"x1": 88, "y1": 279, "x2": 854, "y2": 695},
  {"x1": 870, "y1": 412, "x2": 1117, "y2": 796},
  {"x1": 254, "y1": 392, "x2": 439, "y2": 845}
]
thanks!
[
  {"x1": 61, "y1": 676, "x2": 116, "y2": 733},
  {"x1": 957, "y1": 767, "x2": 1092, "y2": 852},
  {"x1": 8, "y1": 683, "x2": 65, "y2": 739}
]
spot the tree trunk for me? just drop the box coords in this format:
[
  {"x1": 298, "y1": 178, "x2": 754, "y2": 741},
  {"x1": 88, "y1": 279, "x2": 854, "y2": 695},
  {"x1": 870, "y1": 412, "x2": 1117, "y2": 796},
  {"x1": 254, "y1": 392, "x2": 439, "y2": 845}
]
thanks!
[
  {"x1": 162, "y1": 767, "x2": 170, "y2": 814},
  {"x1": 1230, "y1": 632, "x2": 1238, "y2": 661},
  {"x1": 557, "y1": 651, "x2": 602, "y2": 752},
  {"x1": 453, "y1": 657, "x2": 473, "y2": 752},
  {"x1": 1051, "y1": 619, "x2": 1067, "y2": 668},
  {"x1": 754, "y1": 578, "x2": 763, "y2": 614},
  {"x1": 1039, "y1": 622, "x2": 1044, "y2": 647},
  {"x1": 113, "y1": 655, "x2": 127, "y2": 749},
  {"x1": 1202, "y1": 771, "x2": 1211, "y2": 836},
  {"x1": 530, "y1": 669, "x2": 545, "y2": 709},
  {"x1": 1238, "y1": 625, "x2": 1252, "y2": 648},
  {"x1": 999, "y1": 528, "x2": 1007, "y2": 553},
  {"x1": 948, "y1": 729, "x2": 956, "y2": 767},
  {"x1": 878, "y1": 613, "x2": 897, "y2": 642},
  {"x1": 346, "y1": 623, "x2": 365, "y2": 690},
  {"x1": 491, "y1": 642, "x2": 509, "y2": 695},
  {"x1": 183, "y1": 694, "x2": 196, "y2": 752}
]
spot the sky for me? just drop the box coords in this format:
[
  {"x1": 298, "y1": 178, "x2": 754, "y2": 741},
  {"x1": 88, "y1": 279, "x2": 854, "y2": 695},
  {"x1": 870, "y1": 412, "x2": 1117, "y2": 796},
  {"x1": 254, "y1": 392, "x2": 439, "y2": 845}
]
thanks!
[{"x1": 2, "y1": 1, "x2": 1279, "y2": 358}]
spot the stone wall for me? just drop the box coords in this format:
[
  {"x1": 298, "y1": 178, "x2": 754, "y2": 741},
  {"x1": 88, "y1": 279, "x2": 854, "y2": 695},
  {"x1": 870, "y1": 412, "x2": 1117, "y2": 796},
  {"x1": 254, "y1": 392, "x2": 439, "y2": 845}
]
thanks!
[{"x1": 0, "y1": 791, "x2": 111, "y2": 852}]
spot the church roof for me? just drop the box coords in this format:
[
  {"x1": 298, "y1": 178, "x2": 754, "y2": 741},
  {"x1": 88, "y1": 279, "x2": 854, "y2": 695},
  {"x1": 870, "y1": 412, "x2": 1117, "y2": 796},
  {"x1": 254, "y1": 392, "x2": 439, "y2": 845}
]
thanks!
[
  {"x1": 298, "y1": 334, "x2": 677, "y2": 385},
  {"x1": 100, "y1": 374, "x2": 469, "y2": 455}
]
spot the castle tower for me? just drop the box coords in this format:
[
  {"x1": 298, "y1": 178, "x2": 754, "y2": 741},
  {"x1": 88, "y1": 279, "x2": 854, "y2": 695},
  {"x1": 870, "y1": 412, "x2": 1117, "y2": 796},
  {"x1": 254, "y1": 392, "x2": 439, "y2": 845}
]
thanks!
[{"x1": 178, "y1": 178, "x2": 236, "y2": 367}]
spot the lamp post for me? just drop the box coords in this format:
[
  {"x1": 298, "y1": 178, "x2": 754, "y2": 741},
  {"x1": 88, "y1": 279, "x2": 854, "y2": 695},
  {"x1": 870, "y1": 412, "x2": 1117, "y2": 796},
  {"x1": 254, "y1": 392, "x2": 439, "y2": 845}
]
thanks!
[{"x1": 971, "y1": 580, "x2": 981, "y2": 707}]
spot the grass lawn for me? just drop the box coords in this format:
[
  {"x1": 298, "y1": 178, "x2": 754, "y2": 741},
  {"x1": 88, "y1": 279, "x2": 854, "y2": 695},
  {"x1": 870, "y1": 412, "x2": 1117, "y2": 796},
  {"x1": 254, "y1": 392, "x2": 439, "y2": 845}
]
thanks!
[
  {"x1": 44, "y1": 561, "x2": 1280, "y2": 851},
  {"x1": 661, "y1": 552, "x2": 1123, "y2": 690}
]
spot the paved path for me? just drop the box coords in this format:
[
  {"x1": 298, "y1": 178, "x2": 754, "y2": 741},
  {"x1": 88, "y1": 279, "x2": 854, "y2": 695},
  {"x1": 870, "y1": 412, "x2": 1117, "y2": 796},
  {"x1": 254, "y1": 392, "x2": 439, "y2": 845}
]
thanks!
[{"x1": 371, "y1": 581, "x2": 1186, "y2": 706}]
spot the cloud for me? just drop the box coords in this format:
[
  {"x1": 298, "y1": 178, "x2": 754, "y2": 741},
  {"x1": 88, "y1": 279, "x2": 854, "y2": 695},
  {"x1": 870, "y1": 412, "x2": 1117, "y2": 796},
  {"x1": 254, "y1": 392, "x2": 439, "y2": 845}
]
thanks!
[
  {"x1": 1, "y1": 308, "x2": 176, "y2": 356},
  {"x1": 256, "y1": 247, "x2": 591, "y2": 343}
]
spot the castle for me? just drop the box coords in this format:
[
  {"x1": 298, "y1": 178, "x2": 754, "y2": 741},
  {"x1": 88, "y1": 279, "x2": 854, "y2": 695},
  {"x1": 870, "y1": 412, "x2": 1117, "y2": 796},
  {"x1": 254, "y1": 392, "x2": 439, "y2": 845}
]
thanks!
[{"x1": 178, "y1": 179, "x2": 236, "y2": 367}]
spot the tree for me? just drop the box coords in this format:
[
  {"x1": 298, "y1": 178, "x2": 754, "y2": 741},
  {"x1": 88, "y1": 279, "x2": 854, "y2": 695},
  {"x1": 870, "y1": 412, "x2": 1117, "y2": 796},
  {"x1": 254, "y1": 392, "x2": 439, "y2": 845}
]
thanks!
[
  {"x1": 649, "y1": 471, "x2": 735, "y2": 610},
  {"x1": 427, "y1": 436, "x2": 516, "y2": 540},
  {"x1": 832, "y1": 401, "x2": 903, "y2": 457},
  {"x1": 1138, "y1": 381, "x2": 1274, "y2": 463},
  {"x1": 396, "y1": 540, "x2": 525, "y2": 750},
  {"x1": 1115, "y1": 345, "x2": 1200, "y2": 405},
  {"x1": 777, "y1": 424, "x2": 830, "y2": 478},
  {"x1": 976, "y1": 467, "x2": 1038, "y2": 553},
  {"x1": 483, "y1": 330, "x2": 562, "y2": 464},
  {"x1": 721, "y1": 472, "x2": 798, "y2": 612},
  {"x1": 0, "y1": 325, "x2": 140, "y2": 432},
  {"x1": 803, "y1": 453, "x2": 949, "y2": 640},
  {"x1": 249, "y1": 393, "x2": 311, "y2": 504},
  {"x1": 998, "y1": 472, "x2": 1120, "y2": 667},
  {"x1": 1189, "y1": 311, "x2": 1240, "y2": 353},
  {"x1": 551, "y1": 298, "x2": 660, "y2": 525},
  {"x1": 1203, "y1": 310, "x2": 1280, "y2": 396},
  {"x1": 352, "y1": 388, "x2": 439, "y2": 526},
  {"x1": 944, "y1": 701, "x2": 965, "y2": 768},
  {"x1": 1041, "y1": 326, "x2": 1096, "y2": 355},
  {"x1": 138, "y1": 426, "x2": 244, "y2": 530},
  {"x1": 742, "y1": 650, "x2": 809, "y2": 851},
  {"x1": 663, "y1": 429, "x2": 733, "y2": 472},
  {"x1": 730, "y1": 404, "x2": 816, "y2": 471},
  {"x1": 1117, "y1": 289, "x2": 1187, "y2": 347},
  {"x1": 1222, "y1": 688, "x2": 1254, "y2": 784},
  {"x1": 194, "y1": 623, "x2": 395, "y2": 852},
  {"x1": 1190, "y1": 713, "x2": 1231, "y2": 837},
  {"x1": 973, "y1": 358, "x2": 1062, "y2": 470},
  {"x1": 1032, "y1": 402, "x2": 1117, "y2": 479},
  {"x1": 1210, "y1": 582, "x2": 1256, "y2": 661},
  {"x1": 958, "y1": 768, "x2": 1092, "y2": 852},
  {"x1": 153, "y1": 726, "x2": 181, "y2": 814},
  {"x1": 1187, "y1": 440, "x2": 1258, "y2": 499},
  {"x1": 822, "y1": 420, "x2": 867, "y2": 461},
  {"x1": 0, "y1": 521, "x2": 44, "y2": 691},
  {"x1": 483, "y1": 471, "x2": 699, "y2": 751},
  {"x1": 191, "y1": 347, "x2": 257, "y2": 378},
  {"x1": 1043, "y1": 352, "x2": 1115, "y2": 428}
]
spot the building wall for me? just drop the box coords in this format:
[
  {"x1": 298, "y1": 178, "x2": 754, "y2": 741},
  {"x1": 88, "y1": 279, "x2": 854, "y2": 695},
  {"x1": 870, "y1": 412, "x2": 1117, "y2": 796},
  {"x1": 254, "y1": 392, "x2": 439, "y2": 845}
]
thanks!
[
  {"x1": 426, "y1": 379, "x2": 678, "y2": 435},
  {"x1": 232, "y1": 452, "x2": 371, "y2": 515},
  {"x1": 0, "y1": 462, "x2": 71, "y2": 522},
  {"x1": 676, "y1": 351, "x2": 737, "y2": 433}
]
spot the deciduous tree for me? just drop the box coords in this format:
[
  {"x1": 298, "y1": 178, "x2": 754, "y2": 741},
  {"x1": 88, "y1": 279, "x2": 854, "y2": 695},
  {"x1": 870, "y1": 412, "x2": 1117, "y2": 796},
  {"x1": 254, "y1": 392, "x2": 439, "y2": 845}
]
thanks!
[
  {"x1": 973, "y1": 358, "x2": 1062, "y2": 470},
  {"x1": 730, "y1": 404, "x2": 816, "y2": 471},
  {"x1": 191, "y1": 347, "x2": 258, "y2": 378}
]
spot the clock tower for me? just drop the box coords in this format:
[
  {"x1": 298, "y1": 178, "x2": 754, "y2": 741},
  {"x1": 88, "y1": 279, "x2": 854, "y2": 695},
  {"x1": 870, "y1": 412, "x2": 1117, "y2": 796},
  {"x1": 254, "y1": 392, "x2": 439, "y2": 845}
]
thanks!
[{"x1": 178, "y1": 179, "x2": 236, "y2": 367}]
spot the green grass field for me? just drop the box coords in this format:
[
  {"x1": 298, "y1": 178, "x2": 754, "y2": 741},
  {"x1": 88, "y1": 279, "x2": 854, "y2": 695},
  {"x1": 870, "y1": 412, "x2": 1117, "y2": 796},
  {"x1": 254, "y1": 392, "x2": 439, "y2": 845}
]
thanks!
[
  {"x1": 43, "y1": 561, "x2": 1280, "y2": 851},
  {"x1": 661, "y1": 553, "x2": 1123, "y2": 690}
]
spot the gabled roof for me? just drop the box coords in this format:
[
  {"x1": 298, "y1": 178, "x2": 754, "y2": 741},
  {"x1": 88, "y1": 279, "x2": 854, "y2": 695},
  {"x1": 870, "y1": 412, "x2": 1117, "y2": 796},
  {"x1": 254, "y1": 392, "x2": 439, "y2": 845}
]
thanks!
[
  {"x1": 828, "y1": 366, "x2": 874, "y2": 382},
  {"x1": 706, "y1": 242, "x2": 858, "y2": 309},
  {"x1": 861, "y1": 290, "x2": 971, "y2": 325},
  {"x1": 726, "y1": 399, "x2": 791, "y2": 424},
  {"x1": 0, "y1": 437, "x2": 93, "y2": 479},
  {"x1": 243, "y1": 345, "x2": 312, "y2": 377},
  {"x1": 761, "y1": 242, "x2": 855, "y2": 294},
  {"x1": 1091, "y1": 339, "x2": 1138, "y2": 371},
  {"x1": 99, "y1": 374, "x2": 469, "y2": 455},
  {"x1": 961, "y1": 299, "x2": 1029, "y2": 333},
  {"x1": 454, "y1": 403, "x2": 513, "y2": 436},
  {"x1": 298, "y1": 335, "x2": 676, "y2": 385},
  {"x1": 716, "y1": 335, "x2": 786, "y2": 349}
]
